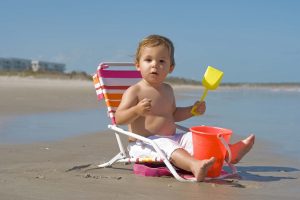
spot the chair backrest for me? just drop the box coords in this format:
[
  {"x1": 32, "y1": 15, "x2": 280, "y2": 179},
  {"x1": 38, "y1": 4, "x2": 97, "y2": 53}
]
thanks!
[{"x1": 93, "y1": 62, "x2": 142, "y2": 124}]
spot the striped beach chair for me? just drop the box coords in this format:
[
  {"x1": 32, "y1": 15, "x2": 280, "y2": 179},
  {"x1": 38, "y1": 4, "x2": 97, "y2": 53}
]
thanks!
[
  {"x1": 93, "y1": 62, "x2": 237, "y2": 182},
  {"x1": 93, "y1": 62, "x2": 197, "y2": 182}
]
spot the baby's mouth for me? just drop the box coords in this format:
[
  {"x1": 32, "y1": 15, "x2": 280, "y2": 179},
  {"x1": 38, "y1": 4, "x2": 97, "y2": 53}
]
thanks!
[{"x1": 150, "y1": 71, "x2": 158, "y2": 75}]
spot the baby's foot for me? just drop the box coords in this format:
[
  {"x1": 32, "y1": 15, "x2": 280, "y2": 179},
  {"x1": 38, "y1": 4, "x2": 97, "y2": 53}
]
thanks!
[
  {"x1": 228, "y1": 134, "x2": 255, "y2": 164},
  {"x1": 192, "y1": 157, "x2": 216, "y2": 181}
]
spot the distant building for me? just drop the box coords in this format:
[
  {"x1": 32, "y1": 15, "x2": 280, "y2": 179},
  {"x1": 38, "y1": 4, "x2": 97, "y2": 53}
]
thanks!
[
  {"x1": 0, "y1": 58, "x2": 32, "y2": 71},
  {"x1": 0, "y1": 57, "x2": 65, "y2": 72},
  {"x1": 31, "y1": 60, "x2": 65, "y2": 72}
]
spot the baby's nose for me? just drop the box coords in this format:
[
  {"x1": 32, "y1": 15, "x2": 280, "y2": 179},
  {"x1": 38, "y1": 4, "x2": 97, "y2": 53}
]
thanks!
[
  {"x1": 151, "y1": 64, "x2": 157, "y2": 69},
  {"x1": 151, "y1": 60, "x2": 159, "y2": 67}
]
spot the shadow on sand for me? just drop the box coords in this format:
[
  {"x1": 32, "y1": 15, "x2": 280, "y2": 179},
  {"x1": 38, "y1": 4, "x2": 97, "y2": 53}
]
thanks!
[
  {"x1": 233, "y1": 165, "x2": 300, "y2": 182},
  {"x1": 66, "y1": 164, "x2": 299, "y2": 188}
]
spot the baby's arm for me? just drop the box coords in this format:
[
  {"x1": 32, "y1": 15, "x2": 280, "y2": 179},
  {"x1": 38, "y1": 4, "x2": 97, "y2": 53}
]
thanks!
[
  {"x1": 115, "y1": 86, "x2": 151, "y2": 125},
  {"x1": 173, "y1": 101, "x2": 206, "y2": 122}
]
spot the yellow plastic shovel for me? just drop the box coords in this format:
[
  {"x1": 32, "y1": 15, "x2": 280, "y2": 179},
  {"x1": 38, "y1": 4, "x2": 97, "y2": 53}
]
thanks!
[{"x1": 191, "y1": 66, "x2": 224, "y2": 116}]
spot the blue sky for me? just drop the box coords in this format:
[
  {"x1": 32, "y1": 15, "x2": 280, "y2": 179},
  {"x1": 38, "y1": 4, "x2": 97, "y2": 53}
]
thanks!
[{"x1": 1, "y1": 0, "x2": 299, "y2": 83}]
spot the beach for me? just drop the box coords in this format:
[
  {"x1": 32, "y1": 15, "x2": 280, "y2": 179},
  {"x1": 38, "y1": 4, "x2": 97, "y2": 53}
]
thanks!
[{"x1": 0, "y1": 77, "x2": 299, "y2": 200}]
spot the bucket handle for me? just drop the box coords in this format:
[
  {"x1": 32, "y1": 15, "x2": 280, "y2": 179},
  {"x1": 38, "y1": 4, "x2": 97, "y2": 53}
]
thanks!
[{"x1": 217, "y1": 133, "x2": 231, "y2": 163}]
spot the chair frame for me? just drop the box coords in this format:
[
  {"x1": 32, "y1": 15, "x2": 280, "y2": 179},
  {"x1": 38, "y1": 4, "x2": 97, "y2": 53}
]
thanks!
[{"x1": 93, "y1": 62, "x2": 237, "y2": 182}]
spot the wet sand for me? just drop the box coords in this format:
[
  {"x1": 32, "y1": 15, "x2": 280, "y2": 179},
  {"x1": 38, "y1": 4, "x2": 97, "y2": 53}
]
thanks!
[{"x1": 0, "y1": 76, "x2": 299, "y2": 200}]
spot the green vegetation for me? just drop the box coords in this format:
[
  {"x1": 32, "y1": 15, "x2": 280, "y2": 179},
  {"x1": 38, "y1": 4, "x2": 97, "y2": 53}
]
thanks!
[
  {"x1": 0, "y1": 70, "x2": 92, "y2": 80},
  {"x1": 221, "y1": 82, "x2": 300, "y2": 87},
  {"x1": 166, "y1": 77, "x2": 300, "y2": 87},
  {"x1": 166, "y1": 76, "x2": 201, "y2": 85}
]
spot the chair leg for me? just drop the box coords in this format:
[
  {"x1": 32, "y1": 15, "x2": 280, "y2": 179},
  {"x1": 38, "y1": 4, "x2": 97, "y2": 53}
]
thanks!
[
  {"x1": 114, "y1": 132, "x2": 127, "y2": 156},
  {"x1": 97, "y1": 152, "x2": 126, "y2": 168}
]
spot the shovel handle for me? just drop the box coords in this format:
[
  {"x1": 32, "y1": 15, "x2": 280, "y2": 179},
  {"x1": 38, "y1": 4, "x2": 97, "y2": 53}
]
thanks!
[
  {"x1": 191, "y1": 89, "x2": 208, "y2": 116},
  {"x1": 200, "y1": 89, "x2": 208, "y2": 101}
]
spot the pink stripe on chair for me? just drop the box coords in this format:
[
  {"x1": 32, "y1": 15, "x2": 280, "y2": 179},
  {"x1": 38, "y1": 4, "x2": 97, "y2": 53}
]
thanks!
[
  {"x1": 97, "y1": 93, "x2": 104, "y2": 101},
  {"x1": 99, "y1": 70, "x2": 142, "y2": 79},
  {"x1": 101, "y1": 85, "x2": 130, "y2": 90}
]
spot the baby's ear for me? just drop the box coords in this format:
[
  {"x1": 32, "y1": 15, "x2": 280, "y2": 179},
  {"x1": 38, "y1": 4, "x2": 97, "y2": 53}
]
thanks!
[
  {"x1": 169, "y1": 65, "x2": 175, "y2": 73},
  {"x1": 135, "y1": 63, "x2": 141, "y2": 71}
]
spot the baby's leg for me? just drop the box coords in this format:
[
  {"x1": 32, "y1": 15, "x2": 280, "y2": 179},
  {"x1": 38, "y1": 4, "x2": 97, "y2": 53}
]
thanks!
[
  {"x1": 227, "y1": 134, "x2": 255, "y2": 164},
  {"x1": 170, "y1": 148, "x2": 215, "y2": 181}
]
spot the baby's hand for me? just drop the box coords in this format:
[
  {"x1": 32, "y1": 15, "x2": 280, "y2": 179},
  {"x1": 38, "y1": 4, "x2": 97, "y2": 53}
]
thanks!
[
  {"x1": 192, "y1": 101, "x2": 206, "y2": 116},
  {"x1": 136, "y1": 98, "x2": 152, "y2": 116}
]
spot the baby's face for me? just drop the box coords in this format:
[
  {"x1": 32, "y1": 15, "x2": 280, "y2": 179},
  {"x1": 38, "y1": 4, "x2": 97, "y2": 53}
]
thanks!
[{"x1": 136, "y1": 45, "x2": 174, "y2": 86}]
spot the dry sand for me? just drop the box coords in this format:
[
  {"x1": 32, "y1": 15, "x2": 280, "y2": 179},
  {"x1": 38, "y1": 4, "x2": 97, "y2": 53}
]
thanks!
[{"x1": 0, "y1": 76, "x2": 299, "y2": 200}]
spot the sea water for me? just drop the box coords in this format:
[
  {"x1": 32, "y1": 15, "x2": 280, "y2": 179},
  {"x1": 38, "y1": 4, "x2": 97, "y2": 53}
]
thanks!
[
  {"x1": 176, "y1": 87, "x2": 300, "y2": 160},
  {"x1": 0, "y1": 109, "x2": 110, "y2": 144},
  {"x1": 0, "y1": 87, "x2": 299, "y2": 159}
]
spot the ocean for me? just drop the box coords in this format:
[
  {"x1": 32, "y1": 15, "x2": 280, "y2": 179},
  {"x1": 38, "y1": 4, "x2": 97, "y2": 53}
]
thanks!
[{"x1": 1, "y1": 87, "x2": 299, "y2": 159}]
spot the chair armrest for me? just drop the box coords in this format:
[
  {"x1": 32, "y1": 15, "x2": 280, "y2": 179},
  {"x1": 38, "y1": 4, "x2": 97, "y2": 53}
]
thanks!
[
  {"x1": 108, "y1": 125, "x2": 153, "y2": 144},
  {"x1": 175, "y1": 124, "x2": 190, "y2": 132}
]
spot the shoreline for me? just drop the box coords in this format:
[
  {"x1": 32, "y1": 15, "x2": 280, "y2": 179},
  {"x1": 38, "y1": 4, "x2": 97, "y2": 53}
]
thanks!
[
  {"x1": 2, "y1": 75, "x2": 298, "y2": 116},
  {"x1": 2, "y1": 75, "x2": 300, "y2": 89}
]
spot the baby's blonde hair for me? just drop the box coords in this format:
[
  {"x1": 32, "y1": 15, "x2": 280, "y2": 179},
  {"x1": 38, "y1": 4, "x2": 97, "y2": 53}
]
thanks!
[{"x1": 135, "y1": 34, "x2": 175, "y2": 67}]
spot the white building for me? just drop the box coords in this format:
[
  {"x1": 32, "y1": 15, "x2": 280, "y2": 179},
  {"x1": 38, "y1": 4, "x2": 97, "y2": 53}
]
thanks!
[{"x1": 0, "y1": 57, "x2": 65, "y2": 72}]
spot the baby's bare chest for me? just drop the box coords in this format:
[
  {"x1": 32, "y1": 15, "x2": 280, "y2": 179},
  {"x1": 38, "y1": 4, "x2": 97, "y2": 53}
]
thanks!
[{"x1": 138, "y1": 90, "x2": 174, "y2": 114}]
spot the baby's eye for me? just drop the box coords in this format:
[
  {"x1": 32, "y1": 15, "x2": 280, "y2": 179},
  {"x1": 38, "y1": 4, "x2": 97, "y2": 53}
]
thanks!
[
  {"x1": 160, "y1": 60, "x2": 165, "y2": 63},
  {"x1": 145, "y1": 58, "x2": 151, "y2": 62}
]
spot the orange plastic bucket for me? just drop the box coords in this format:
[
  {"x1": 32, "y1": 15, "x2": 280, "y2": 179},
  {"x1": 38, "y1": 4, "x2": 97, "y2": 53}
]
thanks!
[{"x1": 190, "y1": 126, "x2": 232, "y2": 178}]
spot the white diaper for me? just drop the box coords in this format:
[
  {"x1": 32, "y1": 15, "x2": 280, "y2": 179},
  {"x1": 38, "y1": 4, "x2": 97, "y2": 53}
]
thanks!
[{"x1": 127, "y1": 132, "x2": 194, "y2": 160}]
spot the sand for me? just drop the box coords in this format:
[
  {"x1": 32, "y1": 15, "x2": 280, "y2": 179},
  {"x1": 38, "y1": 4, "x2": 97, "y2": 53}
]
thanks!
[{"x1": 0, "y1": 76, "x2": 299, "y2": 200}]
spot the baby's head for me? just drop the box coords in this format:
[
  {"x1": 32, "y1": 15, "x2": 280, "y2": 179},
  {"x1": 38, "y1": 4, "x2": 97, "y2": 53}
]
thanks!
[{"x1": 135, "y1": 34, "x2": 175, "y2": 67}]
